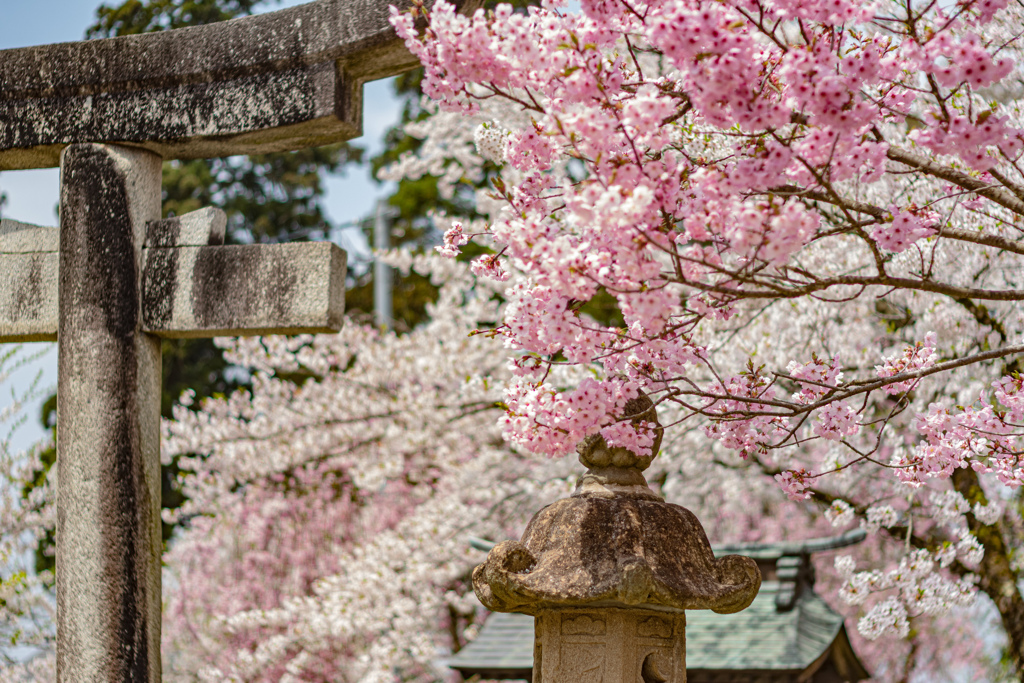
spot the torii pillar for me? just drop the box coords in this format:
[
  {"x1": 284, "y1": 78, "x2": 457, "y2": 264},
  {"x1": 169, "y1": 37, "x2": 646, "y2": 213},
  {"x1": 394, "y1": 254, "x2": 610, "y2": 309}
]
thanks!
[{"x1": 0, "y1": 1, "x2": 476, "y2": 679}]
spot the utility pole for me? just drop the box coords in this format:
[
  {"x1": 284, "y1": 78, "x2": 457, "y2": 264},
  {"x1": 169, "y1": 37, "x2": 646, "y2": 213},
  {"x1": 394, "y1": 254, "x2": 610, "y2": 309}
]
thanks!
[{"x1": 374, "y1": 199, "x2": 398, "y2": 330}]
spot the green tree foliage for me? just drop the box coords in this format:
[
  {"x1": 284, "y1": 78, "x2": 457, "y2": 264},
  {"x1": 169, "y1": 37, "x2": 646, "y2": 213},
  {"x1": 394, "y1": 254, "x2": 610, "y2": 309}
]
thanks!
[
  {"x1": 86, "y1": 0, "x2": 367, "y2": 419},
  {"x1": 86, "y1": 0, "x2": 265, "y2": 34},
  {"x1": 360, "y1": 66, "x2": 507, "y2": 332},
  {"x1": 26, "y1": 0, "x2": 368, "y2": 574}
]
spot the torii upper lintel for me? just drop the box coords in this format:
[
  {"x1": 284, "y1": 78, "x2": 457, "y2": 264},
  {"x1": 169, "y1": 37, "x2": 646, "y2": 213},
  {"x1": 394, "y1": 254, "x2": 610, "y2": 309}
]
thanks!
[{"x1": 0, "y1": 0, "x2": 450, "y2": 170}]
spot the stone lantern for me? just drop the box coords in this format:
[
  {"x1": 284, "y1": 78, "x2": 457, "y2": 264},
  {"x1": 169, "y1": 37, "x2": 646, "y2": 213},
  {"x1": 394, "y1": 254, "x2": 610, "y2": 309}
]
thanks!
[{"x1": 473, "y1": 395, "x2": 762, "y2": 683}]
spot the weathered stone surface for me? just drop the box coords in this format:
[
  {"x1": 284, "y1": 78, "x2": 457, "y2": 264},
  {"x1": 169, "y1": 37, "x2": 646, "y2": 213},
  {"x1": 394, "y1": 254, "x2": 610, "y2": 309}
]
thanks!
[
  {"x1": 145, "y1": 207, "x2": 226, "y2": 248},
  {"x1": 476, "y1": 493, "x2": 761, "y2": 618},
  {"x1": 142, "y1": 241, "x2": 346, "y2": 337},
  {"x1": 0, "y1": 0, "x2": 480, "y2": 169},
  {"x1": 534, "y1": 609, "x2": 685, "y2": 683},
  {"x1": 5, "y1": 145, "x2": 346, "y2": 682},
  {"x1": 1, "y1": 1, "x2": 464, "y2": 677},
  {"x1": 1, "y1": 231, "x2": 345, "y2": 343},
  {"x1": 473, "y1": 394, "x2": 761, "y2": 683},
  {"x1": 479, "y1": 495, "x2": 762, "y2": 616},
  {"x1": 475, "y1": 397, "x2": 760, "y2": 617},
  {"x1": 0, "y1": 252, "x2": 58, "y2": 342},
  {"x1": 0, "y1": 218, "x2": 59, "y2": 252},
  {"x1": 0, "y1": 221, "x2": 58, "y2": 342},
  {"x1": 56, "y1": 143, "x2": 163, "y2": 682}
]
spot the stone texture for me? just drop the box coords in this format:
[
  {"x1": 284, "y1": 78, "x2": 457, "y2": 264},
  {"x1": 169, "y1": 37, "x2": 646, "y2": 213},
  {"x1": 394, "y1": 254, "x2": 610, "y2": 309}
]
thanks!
[
  {"x1": 142, "y1": 241, "x2": 346, "y2": 337},
  {"x1": 478, "y1": 496, "x2": 762, "y2": 617},
  {"x1": 534, "y1": 610, "x2": 685, "y2": 683},
  {"x1": 1, "y1": 216, "x2": 344, "y2": 343},
  {"x1": 473, "y1": 395, "x2": 761, "y2": 683},
  {"x1": 0, "y1": 0, "x2": 480, "y2": 169},
  {"x1": 475, "y1": 397, "x2": 760, "y2": 617},
  {"x1": 56, "y1": 143, "x2": 163, "y2": 683},
  {"x1": 0, "y1": 220, "x2": 58, "y2": 342},
  {"x1": 145, "y1": 207, "x2": 226, "y2": 247},
  {"x1": 0, "y1": 252, "x2": 58, "y2": 342},
  {"x1": 451, "y1": 531, "x2": 873, "y2": 682},
  {"x1": 0, "y1": 218, "x2": 59, "y2": 252},
  {"x1": 6, "y1": 146, "x2": 346, "y2": 683},
  {"x1": 1, "y1": 3, "x2": 486, "y2": 678}
]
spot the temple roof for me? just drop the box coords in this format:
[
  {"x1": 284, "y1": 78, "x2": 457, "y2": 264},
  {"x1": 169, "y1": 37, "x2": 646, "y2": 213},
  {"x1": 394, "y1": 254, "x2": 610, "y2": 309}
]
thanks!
[
  {"x1": 686, "y1": 580, "x2": 858, "y2": 673},
  {"x1": 714, "y1": 528, "x2": 868, "y2": 559},
  {"x1": 451, "y1": 531, "x2": 869, "y2": 681}
]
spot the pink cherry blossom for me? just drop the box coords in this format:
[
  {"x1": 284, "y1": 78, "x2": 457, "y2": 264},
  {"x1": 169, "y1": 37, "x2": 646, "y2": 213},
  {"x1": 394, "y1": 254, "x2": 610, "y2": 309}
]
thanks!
[{"x1": 435, "y1": 220, "x2": 470, "y2": 257}]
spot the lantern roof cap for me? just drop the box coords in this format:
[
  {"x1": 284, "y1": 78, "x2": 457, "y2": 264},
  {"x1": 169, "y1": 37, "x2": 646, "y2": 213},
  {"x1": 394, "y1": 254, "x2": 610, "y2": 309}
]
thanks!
[{"x1": 472, "y1": 393, "x2": 761, "y2": 616}]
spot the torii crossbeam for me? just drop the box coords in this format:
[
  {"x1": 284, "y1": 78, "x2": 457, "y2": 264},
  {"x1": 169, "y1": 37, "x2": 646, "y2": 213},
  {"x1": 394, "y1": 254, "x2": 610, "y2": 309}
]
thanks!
[{"x1": 0, "y1": 1, "x2": 473, "y2": 680}]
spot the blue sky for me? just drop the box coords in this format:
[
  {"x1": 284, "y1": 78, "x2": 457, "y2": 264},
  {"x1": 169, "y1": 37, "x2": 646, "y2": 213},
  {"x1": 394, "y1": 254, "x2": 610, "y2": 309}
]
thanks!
[{"x1": 0, "y1": 0, "x2": 405, "y2": 452}]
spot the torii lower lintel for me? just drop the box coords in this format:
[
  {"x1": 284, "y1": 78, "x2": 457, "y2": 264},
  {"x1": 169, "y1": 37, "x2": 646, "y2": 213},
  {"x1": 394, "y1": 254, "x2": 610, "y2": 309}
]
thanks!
[{"x1": 0, "y1": 211, "x2": 346, "y2": 342}]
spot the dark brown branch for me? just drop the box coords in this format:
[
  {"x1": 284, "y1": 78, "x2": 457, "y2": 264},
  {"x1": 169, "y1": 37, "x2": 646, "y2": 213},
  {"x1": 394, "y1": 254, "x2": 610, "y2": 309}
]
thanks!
[
  {"x1": 769, "y1": 184, "x2": 887, "y2": 219},
  {"x1": 685, "y1": 273, "x2": 1024, "y2": 302},
  {"x1": 687, "y1": 342, "x2": 1024, "y2": 420},
  {"x1": 937, "y1": 226, "x2": 1024, "y2": 256},
  {"x1": 886, "y1": 146, "x2": 1024, "y2": 217},
  {"x1": 768, "y1": 183, "x2": 1024, "y2": 256}
]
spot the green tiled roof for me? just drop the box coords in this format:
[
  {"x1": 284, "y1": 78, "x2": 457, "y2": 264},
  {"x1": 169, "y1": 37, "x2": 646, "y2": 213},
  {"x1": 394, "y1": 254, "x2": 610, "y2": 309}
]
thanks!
[
  {"x1": 687, "y1": 581, "x2": 844, "y2": 671},
  {"x1": 448, "y1": 581, "x2": 846, "y2": 674},
  {"x1": 713, "y1": 529, "x2": 866, "y2": 561},
  {"x1": 449, "y1": 612, "x2": 534, "y2": 674}
]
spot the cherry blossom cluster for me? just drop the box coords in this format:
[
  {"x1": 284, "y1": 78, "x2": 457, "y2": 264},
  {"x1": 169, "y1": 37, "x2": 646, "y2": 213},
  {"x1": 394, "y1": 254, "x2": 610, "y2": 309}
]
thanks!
[
  {"x1": 702, "y1": 367, "x2": 789, "y2": 459},
  {"x1": 871, "y1": 206, "x2": 941, "y2": 253},
  {"x1": 911, "y1": 111, "x2": 1023, "y2": 171},
  {"x1": 876, "y1": 332, "x2": 939, "y2": 395},
  {"x1": 831, "y1": 504, "x2": 982, "y2": 640},
  {"x1": 786, "y1": 354, "x2": 845, "y2": 404},
  {"x1": 815, "y1": 400, "x2": 861, "y2": 442},
  {"x1": 435, "y1": 220, "x2": 469, "y2": 257},
  {"x1": 921, "y1": 30, "x2": 1014, "y2": 89},
  {"x1": 392, "y1": 0, "x2": 1024, "y2": 479},
  {"x1": 469, "y1": 252, "x2": 510, "y2": 281},
  {"x1": 150, "y1": 254, "x2": 586, "y2": 682},
  {"x1": 775, "y1": 468, "x2": 812, "y2": 501},
  {"x1": 4, "y1": 9, "x2": 1023, "y2": 676},
  {"x1": 600, "y1": 418, "x2": 657, "y2": 453},
  {"x1": 501, "y1": 374, "x2": 646, "y2": 454},
  {"x1": 0, "y1": 346, "x2": 55, "y2": 675},
  {"x1": 9, "y1": 0, "x2": 1024, "y2": 677},
  {"x1": 473, "y1": 121, "x2": 509, "y2": 164},
  {"x1": 894, "y1": 376, "x2": 1024, "y2": 487}
]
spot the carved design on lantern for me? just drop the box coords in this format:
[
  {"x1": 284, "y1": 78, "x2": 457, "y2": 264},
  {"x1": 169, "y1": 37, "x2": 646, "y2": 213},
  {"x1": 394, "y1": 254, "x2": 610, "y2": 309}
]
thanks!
[
  {"x1": 639, "y1": 616, "x2": 674, "y2": 639},
  {"x1": 562, "y1": 614, "x2": 606, "y2": 636}
]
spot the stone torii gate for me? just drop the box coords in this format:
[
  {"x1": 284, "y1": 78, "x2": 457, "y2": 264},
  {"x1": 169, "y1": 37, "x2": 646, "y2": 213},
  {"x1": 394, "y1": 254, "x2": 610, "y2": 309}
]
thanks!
[{"x1": 0, "y1": 1, "x2": 469, "y2": 679}]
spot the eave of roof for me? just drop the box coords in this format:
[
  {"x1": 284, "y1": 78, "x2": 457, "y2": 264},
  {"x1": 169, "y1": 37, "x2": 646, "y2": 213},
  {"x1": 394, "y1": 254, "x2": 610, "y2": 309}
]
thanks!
[{"x1": 713, "y1": 528, "x2": 867, "y2": 560}]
